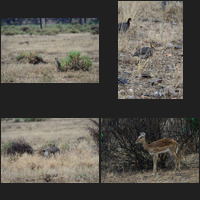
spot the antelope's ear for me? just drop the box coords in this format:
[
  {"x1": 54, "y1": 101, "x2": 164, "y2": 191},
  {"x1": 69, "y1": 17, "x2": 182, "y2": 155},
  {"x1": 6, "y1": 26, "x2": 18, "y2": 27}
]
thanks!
[{"x1": 141, "y1": 132, "x2": 145, "y2": 137}]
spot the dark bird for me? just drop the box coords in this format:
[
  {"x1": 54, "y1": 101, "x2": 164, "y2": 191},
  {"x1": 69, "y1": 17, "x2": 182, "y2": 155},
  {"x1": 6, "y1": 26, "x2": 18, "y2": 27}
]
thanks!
[
  {"x1": 55, "y1": 57, "x2": 61, "y2": 72},
  {"x1": 118, "y1": 18, "x2": 132, "y2": 33},
  {"x1": 133, "y1": 42, "x2": 157, "y2": 59}
]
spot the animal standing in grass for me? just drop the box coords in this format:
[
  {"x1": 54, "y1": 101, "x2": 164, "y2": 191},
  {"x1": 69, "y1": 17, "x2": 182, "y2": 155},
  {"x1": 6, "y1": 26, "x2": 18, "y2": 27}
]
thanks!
[
  {"x1": 135, "y1": 132, "x2": 181, "y2": 175},
  {"x1": 118, "y1": 18, "x2": 132, "y2": 33},
  {"x1": 55, "y1": 58, "x2": 61, "y2": 72},
  {"x1": 42, "y1": 147, "x2": 60, "y2": 157}
]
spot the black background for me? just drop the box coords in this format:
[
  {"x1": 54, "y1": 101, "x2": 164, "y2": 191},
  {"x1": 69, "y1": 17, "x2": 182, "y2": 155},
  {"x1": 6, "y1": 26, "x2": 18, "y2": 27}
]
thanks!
[{"x1": 1, "y1": 0, "x2": 200, "y2": 191}]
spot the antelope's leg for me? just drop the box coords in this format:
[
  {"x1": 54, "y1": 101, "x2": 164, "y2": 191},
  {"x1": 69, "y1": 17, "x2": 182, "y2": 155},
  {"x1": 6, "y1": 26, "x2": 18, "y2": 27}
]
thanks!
[{"x1": 152, "y1": 154, "x2": 158, "y2": 175}]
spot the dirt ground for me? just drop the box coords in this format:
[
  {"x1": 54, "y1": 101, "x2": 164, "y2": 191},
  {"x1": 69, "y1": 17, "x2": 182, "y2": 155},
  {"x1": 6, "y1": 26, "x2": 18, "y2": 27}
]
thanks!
[
  {"x1": 118, "y1": 1, "x2": 183, "y2": 99},
  {"x1": 102, "y1": 168, "x2": 199, "y2": 183},
  {"x1": 102, "y1": 153, "x2": 199, "y2": 183},
  {"x1": 1, "y1": 33, "x2": 99, "y2": 83},
  {"x1": 1, "y1": 118, "x2": 99, "y2": 183}
]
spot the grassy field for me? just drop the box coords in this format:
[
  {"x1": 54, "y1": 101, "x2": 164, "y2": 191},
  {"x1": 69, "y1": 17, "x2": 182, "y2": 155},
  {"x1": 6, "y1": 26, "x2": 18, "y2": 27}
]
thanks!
[
  {"x1": 1, "y1": 30, "x2": 99, "y2": 83},
  {"x1": 1, "y1": 118, "x2": 99, "y2": 183},
  {"x1": 102, "y1": 153, "x2": 199, "y2": 183},
  {"x1": 118, "y1": 1, "x2": 183, "y2": 99}
]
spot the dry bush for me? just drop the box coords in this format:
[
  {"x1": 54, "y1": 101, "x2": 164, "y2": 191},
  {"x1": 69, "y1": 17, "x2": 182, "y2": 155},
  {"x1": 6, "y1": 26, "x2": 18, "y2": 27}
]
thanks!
[
  {"x1": 87, "y1": 118, "x2": 99, "y2": 149},
  {"x1": 5, "y1": 139, "x2": 33, "y2": 156},
  {"x1": 16, "y1": 52, "x2": 46, "y2": 64}
]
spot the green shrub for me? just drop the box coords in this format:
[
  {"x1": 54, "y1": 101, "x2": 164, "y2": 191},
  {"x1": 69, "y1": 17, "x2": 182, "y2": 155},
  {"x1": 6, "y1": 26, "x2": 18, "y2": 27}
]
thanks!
[
  {"x1": 23, "y1": 118, "x2": 46, "y2": 122},
  {"x1": 42, "y1": 142, "x2": 57, "y2": 149},
  {"x1": 91, "y1": 25, "x2": 99, "y2": 34},
  {"x1": 2, "y1": 141, "x2": 13, "y2": 155},
  {"x1": 61, "y1": 51, "x2": 92, "y2": 71},
  {"x1": 14, "y1": 118, "x2": 20, "y2": 123},
  {"x1": 60, "y1": 143, "x2": 69, "y2": 150}
]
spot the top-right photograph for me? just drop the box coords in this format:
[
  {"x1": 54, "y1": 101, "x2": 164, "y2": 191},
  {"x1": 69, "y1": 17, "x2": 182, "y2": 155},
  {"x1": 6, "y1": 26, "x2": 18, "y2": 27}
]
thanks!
[{"x1": 118, "y1": 1, "x2": 183, "y2": 99}]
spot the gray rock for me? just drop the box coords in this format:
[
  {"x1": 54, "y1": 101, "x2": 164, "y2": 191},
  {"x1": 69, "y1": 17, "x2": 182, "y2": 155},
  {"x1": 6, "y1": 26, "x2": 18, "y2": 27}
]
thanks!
[
  {"x1": 167, "y1": 43, "x2": 173, "y2": 48},
  {"x1": 174, "y1": 45, "x2": 182, "y2": 49}
]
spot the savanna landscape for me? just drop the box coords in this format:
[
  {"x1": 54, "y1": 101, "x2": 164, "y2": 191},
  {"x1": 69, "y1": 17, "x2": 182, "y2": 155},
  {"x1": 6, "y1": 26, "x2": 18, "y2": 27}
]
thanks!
[
  {"x1": 1, "y1": 118, "x2": 99, "y2": 183},
  {"x1": 1, "y1": 18, "x2": 99, "y2": 83},
  {"x1": 118, "y1": 1, "x2": 183, "y2": 99}
]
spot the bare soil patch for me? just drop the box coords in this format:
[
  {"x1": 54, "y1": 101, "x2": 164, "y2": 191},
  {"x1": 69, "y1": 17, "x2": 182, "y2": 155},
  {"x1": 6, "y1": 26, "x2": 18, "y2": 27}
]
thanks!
[{"x1": 102, "y1": 153, "x2": 199, "y2": 183}]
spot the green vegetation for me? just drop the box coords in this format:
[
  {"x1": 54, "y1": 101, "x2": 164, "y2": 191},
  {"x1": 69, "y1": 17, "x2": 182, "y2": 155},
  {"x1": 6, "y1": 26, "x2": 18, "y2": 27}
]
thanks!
[
  {"x1": 16, "y1": 52, "x2": 45, "y2": 64},
  {"x1": 23, "y1": 118, "x2": 46, "y2": 122},
  {"x1": 61, "y1": 51, "x2": 92, "y2": 71},
  {"x1": 60, "y1": 143, "x2": 70, "y2": 151},
  {"x1": 14, "y1": 118, "x2": 20, "y2": 123},
  {"x1": 1, "y1": 24, "x2": 99, "y2": 36},
  {"x1": 2, "y1": 141, "x2": 13, "y2": 155},
  {"x1": 41, "y1": 142, "x2": 57, "y2": 149}
]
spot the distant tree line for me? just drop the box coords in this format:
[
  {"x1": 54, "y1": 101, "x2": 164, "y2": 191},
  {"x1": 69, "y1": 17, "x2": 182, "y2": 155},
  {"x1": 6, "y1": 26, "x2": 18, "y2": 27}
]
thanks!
[{"x1": 1, "y1": 18, "x2": 99, "y2": 26}]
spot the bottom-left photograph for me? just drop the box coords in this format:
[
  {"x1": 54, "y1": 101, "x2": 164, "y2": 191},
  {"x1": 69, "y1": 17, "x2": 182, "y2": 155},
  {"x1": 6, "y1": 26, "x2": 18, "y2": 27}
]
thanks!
[{"x1": 1, "y1": 118, "x2": 99, "y2": 183}]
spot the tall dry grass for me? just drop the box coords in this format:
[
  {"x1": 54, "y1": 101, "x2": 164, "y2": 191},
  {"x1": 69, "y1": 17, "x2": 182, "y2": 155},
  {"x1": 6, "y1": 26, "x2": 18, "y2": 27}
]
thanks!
[{"x1": 1, "y1": 118, "x2": 99, "y2": 183}]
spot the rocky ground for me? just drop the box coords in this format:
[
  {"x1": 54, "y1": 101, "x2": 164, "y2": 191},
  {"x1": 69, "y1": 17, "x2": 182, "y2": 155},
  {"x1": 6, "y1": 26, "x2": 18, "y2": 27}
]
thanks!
[{"x1": 118, "y1": 1, "x2": 183, "y2": 99}]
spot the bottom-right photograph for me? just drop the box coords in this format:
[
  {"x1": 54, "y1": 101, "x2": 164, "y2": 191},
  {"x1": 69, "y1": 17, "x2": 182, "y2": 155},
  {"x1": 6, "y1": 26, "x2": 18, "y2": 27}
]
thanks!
[{"x1": 101, "y1": 118, "x2": 199, "y2": 183}]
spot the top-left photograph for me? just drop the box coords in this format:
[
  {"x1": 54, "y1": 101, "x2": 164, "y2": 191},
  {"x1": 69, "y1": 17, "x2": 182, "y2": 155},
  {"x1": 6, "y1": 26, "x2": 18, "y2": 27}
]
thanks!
[{"x1": 1, "y1": 18, "x2": 99, "y2": 83}]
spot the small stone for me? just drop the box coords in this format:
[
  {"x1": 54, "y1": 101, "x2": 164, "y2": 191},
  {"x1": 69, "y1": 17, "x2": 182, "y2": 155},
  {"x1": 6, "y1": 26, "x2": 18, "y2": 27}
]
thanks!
[
  {"x1": 167, "y1": 43, "x2": 173, "y2": 48},
  {"x1": 171, "y1": 22, "x2": 177, "y2": 25},
  {"x1": 168, "y1": 89, "x2": 176, "y2": 96},
  {"x1": 119, "y1": 90, "x2": 125, "y2": 94},
  {"x1": 141, "y1": 73, "x2": 151, "y2": 78},
  {"x1": 128, "y1": 95, "x2": 135, "y2": 99},
  {"x1": 174, "y1": 45, "x2": 182, "y2": 49},
  {"x1": 128, "y1": 89, "x2": 133, "y2": 93},
  {"x1": 120, "y1": 54, "x2": 127, "y2": 57},
  {"x1": 118, "y1": 77, "x2": 130, "y2": 85},
  {"x1": 142, "y1": 18, "x2": 148, "y2": 21},
  {"x1": 151, "y1": 78, "x2": 163, "y2": 86}
]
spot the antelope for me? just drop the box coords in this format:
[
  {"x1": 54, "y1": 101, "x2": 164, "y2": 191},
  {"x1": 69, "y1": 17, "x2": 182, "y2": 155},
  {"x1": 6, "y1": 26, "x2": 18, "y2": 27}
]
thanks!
[
  {"x1": 135, "y1": 132, "x2": 181, "y2": 175},
  {"x1": 42, "y1": 147, "x2": 60, "y2": 158}
]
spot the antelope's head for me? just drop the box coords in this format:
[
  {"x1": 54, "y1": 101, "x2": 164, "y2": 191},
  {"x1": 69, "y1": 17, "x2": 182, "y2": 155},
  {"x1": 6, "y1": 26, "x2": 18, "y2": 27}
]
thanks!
[{"x1": 135, "y1": 132, "x2": 146, "y2": 144}]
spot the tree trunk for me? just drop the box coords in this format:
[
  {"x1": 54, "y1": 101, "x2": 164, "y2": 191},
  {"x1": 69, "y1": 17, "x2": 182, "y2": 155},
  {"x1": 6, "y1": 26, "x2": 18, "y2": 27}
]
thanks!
[
  {"x1": 39, "y1": 18, "x2": 42, "y2": 29},
  {"x1": 79, "y1": 18, "x2": 82, "y2": 24}
]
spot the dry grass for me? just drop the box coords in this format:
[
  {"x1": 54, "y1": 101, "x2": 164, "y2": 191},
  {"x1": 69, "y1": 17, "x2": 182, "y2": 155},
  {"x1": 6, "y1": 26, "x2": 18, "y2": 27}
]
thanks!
[
  {"x1": 102, "y1": 168, "x2": 199, "y2": 183},
  {"x1": 118, "y1": 1, "x2": 183, "y2": 99},
  {"x1": 102, "y1": 153, "x2": 199, "y2": 183},
  {"x1": 1, "y1": 33, "x2": 99, "y2": 83},
  {"x1": 1, "y1": 118, "x2": 99, "y2": 183}
]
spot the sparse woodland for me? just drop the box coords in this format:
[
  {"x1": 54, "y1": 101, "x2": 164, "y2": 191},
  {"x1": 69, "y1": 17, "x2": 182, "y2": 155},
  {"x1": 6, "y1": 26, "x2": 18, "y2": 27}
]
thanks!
[{"x1": 101, "y1": 118, "x2": 199, "y2": 183}]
